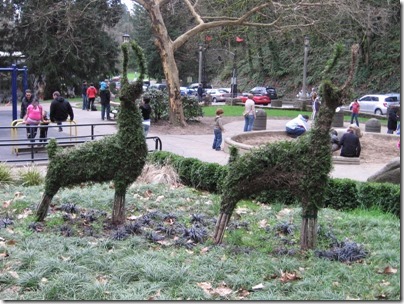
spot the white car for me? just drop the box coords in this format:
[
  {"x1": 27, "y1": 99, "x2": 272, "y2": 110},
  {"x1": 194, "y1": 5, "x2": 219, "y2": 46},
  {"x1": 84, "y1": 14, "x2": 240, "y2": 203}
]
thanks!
[
  {"x1": 206, "y1": 89, "x2": 231, "y2": 102},
  {"x1": 352, "y1": 94, "x2": 400, "y2": 115}
]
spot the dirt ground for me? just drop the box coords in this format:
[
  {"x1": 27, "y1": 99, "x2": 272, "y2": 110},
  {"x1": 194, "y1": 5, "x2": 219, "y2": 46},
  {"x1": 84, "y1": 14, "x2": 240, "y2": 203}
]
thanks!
[{"x1": 153, "y1": 117, "x2": 400, "y2": 164}]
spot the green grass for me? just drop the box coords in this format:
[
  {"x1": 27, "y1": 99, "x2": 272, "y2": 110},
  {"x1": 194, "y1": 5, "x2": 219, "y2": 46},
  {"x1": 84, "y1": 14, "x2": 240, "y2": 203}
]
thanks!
[{"x1": 0, "y1": 181, "x2": 399, "y2": 300}]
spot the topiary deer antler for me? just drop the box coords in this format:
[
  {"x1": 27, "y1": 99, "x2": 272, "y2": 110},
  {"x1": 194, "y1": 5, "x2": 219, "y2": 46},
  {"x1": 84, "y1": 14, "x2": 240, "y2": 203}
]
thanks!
[{"x1": 36, "y1": 40, "x2": 148, "y2": 225}]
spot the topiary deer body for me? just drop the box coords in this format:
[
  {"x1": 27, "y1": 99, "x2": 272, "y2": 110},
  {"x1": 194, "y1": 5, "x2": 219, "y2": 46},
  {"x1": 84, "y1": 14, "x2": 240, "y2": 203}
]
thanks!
[
  {"x1": 36, "y1": 41, "x2": 148, "y2": 225},
  {"x1": 214, "y1": 44, "x2": 359, "y2": 249}
]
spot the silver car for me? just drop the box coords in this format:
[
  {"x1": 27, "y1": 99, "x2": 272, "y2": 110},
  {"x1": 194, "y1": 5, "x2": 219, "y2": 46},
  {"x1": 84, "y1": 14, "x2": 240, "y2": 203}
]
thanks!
[
  {"x1": 354, "y1": 94, "x2": 400, "y2": 115},
  {"x1": 206, "y1": 88, "x2": 231, "y2": 102}
]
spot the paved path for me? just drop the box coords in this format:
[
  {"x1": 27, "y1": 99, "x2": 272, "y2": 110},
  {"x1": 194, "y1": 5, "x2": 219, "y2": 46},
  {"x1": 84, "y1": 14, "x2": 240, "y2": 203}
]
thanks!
[{"x1": 0, "y1": 102, "x2": 393, "y2": 182}]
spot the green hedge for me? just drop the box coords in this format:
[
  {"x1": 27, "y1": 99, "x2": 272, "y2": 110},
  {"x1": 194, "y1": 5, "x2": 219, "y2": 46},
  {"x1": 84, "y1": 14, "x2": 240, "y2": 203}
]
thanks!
[{"x1": 147, "y1": 151, "x2": 400, "y2": 217}]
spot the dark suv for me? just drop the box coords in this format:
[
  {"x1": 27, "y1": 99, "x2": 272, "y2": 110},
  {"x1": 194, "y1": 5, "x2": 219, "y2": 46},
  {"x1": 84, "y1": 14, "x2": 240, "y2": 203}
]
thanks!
[{"x1": 250, "y1": 86, "x2": 278, "y2": 99}]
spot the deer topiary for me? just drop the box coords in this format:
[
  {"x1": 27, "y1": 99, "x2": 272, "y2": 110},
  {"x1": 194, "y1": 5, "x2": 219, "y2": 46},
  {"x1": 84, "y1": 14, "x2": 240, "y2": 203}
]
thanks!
[
  {"x1": 36, "y1": 40, "x2": 148, "y2": 225},
  {"x1": 213, "y1": 44, "x2": 359, "y2": 249}
]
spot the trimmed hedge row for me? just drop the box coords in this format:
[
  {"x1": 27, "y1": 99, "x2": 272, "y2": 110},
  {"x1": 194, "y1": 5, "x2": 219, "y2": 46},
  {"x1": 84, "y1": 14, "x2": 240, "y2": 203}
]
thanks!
[{"x1": 147, "y1": 151, "x2": 400, "y2": 217}]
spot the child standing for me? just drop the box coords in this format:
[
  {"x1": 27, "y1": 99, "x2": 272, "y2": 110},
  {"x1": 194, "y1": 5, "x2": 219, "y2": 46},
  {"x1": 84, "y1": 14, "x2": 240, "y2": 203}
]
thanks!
[
  {"x1": 212, "y1": 108, "x2": 225, "y2": 151},
  {"x1": 39, "y1": 110, "x2": 50, "y2": 143}
]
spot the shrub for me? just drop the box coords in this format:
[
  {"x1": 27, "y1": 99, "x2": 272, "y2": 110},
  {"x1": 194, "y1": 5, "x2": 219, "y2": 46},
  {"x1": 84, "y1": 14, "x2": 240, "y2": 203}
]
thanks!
[
  {"x1": 19, "y1": 164, "x2": 44, "y2": 186},
  {"x1": 182, "y1": 96, "x2": 203, "y2": 121},
  {"x1": 0, "y1": 163, "x2": 13, "y2": 185},
  {"x1": 357, "y1": 182, "x2": 400, "y2": 216},
  {"x1": 323, "y1": 178, "x2": 359, "y2": 211}
]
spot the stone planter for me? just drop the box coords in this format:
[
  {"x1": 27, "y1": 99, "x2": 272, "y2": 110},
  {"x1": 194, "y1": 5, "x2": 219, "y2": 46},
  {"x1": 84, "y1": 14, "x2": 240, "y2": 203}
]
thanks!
[
  {"x1": 271, "y1": 99, "x2": 282, "y2": 107},
  {"x1": 331, "y1": 110, "x2": 344, "y2": 127}
]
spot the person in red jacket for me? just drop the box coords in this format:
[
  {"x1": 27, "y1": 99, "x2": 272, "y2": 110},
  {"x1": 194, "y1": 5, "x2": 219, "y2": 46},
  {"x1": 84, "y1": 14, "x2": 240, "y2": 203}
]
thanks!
[
  {"x1": 86, "y1": 83, "x2": 97, "y2": 111},
  {"x1": 350, "y1": 99, "x2": 360, "y2": 127}
]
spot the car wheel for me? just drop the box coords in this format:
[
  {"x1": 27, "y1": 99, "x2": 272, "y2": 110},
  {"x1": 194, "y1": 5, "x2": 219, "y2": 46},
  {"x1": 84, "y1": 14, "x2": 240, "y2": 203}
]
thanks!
[
  {"x1": 264, "y1": 103, "x2": 269, "y2": 106},
  {"x1": 213, "y1": 97, "x2": 217, "y2": 103},
  {"x1": 375, "y1": 109, "x2": 383, "y2": 115}
]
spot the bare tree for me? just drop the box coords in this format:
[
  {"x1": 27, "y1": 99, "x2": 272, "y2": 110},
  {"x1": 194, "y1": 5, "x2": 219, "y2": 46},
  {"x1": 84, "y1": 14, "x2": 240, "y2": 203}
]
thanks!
[{"x1": 134, "y1": 0, "x2": 327, "y2": 126}]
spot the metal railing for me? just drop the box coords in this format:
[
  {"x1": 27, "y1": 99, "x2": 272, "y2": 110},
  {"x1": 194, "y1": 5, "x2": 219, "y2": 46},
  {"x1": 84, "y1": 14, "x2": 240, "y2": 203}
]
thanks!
[{"x1": 0, "y1": 121, "x2": 162, "y2": 164}]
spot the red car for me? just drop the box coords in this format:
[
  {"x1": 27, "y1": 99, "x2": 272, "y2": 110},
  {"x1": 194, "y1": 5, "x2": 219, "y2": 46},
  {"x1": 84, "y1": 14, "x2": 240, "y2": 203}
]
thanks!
[{"x1": 240, "y1": 93, "x2": 271, "y2": 106}]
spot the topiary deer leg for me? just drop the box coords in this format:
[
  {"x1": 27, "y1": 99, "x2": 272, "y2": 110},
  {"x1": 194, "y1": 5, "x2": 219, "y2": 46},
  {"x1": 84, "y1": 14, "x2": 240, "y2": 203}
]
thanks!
[
  {"x1": 36, "y1": 193, "x2": 55, "y2": 222},
  {"x1": 112, "y1": 186, "x2": 127, "y2": 225},
  {"x1": 213, "y1": 212, "x2": 232, "y2": 244}
]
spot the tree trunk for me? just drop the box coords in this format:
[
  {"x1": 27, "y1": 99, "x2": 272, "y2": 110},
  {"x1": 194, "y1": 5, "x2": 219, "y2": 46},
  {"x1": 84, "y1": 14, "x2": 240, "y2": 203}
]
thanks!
[
  {"x1": 145, "y1": 2, "x2": 187, "y2": 127},
  {"x1": 112, "y1": 190, "x2": 126, "y2": 226},
  {"x1": 213, "y1": 212, "x2": 232, "y2": 244},
  {"x1": 36, "y1": 193, "x2": 53, "y2": 222},
  {"x1": 300, "y1": 208, "x2": 318, "y2": 250}
]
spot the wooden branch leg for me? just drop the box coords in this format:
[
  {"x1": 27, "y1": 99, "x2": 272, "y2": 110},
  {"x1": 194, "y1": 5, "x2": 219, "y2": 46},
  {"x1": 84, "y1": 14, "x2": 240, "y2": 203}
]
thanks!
[
  {"x1": 213, "y1": 212, "x2": 231, "y2": 244},
  {"x1": 36, "y1": 194, "x2": 53, "y2": 222},
  {"x1": 300, "y1": 210, "x2": 318, "y2": 250},
  {"x1": 112, "y1": 191, "x2": 126, "y2": 226}
]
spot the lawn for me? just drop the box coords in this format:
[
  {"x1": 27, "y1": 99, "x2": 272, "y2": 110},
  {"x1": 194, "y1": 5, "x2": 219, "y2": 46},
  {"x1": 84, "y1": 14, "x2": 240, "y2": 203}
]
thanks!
[{"x1": 0, "y1": 170, "x2": 400, "y2": 300}]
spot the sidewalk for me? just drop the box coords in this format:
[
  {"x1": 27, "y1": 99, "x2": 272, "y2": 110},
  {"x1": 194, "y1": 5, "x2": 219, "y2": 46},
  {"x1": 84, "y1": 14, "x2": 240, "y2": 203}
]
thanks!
[{"x1": 0, "y1": 102, "x2": 391, "y2": 182}]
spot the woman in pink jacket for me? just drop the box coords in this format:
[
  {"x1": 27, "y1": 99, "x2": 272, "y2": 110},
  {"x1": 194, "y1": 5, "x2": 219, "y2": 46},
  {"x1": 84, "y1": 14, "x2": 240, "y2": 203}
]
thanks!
[{"x1": 23, "y1": 99, "x2": 43, "y2": 142}]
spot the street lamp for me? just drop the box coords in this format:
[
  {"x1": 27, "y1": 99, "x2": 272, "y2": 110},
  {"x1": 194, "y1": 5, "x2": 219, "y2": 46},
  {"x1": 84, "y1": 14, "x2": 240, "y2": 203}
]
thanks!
[
  {"x1": 301, "y1": 35, "x2": 310, "y2": 100},
  {"x1": 122, "y1": 34, "x2": 130, "y2": 43},
  {"x1": 198, "y1": 44, "x2": 203, "y2": 85},
  {"x1": 231, "y1": 50, "x2": 237, "y2": 98}
]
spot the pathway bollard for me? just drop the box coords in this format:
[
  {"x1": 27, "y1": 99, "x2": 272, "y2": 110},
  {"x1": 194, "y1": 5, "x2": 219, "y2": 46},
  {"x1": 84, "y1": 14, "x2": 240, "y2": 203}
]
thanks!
[{"x1": 365, "y1": 118, "x2": 381, "y2": 133}]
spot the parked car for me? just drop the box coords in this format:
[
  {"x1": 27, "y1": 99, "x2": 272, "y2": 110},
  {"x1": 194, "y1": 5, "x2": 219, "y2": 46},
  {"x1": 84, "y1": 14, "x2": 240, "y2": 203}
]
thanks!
[
  {"x1": 240, "y1": 93, "x2": 271, "y2": 105},
  {"x1": 206, "y1": 88, "x2": 231, "y2": 102},
  {"x1": 148, "y1": 83, "x2": 167, "y2": 91},
  {"x1": 351, "y1": 94, "x2": 400, "y2": 115},
  {"x1": 386, "y1": 92, "x2": 400, "y2": 102},
  {"x1": 250, "y1": 86, "x2": 278, "y2": 99}
]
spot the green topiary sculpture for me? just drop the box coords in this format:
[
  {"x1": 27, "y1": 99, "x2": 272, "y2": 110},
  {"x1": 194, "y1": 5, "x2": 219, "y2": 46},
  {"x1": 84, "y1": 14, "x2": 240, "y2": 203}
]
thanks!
[
  {"x1": 36, "y1": 40, "x2": 148, "y2": 225},
  {"x1": 213, "y1": 44, "x2": 359, "y2": 249}
]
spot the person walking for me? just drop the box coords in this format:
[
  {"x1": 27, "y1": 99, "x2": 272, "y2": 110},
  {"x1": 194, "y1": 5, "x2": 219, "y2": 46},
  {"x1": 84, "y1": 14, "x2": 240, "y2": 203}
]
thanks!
[
  {"x1": 50, "y1": 91, "x2": 74, "y2": 132},
  {"x1": 22, "y1": 98, "x2": 43, "y2": 142},
  {"x1": 197, "y1": 83, "x2": 203, "y2": 103},
  {"x1": 86, "y1": 83, "x2": 97, "y2": 111},
  {"x1": 140, "y1": 96, "x2": 152, "y2": 136},
  {"x1": 311, "y1": 92, "x2": 320, "y2": 121},
  {"x1": 350, "y1": 99, "x2": 360, "y2": 127},
  {"x1": 212, "y1": 108, "x2": 225, "y2": 151},
  {"x1": 81, "y1": 81, "x2": 88, "y2": 110},
  {"x1": 99, "y1": 81, "x2": 112, "y2": 121},
  {"x1": 387, "y1": 107, "x2": 399, "y2": 134},
  {"x1": 285, "y1": 114, "x2": 310, "y2": 137},
  {"x1": 243, "y1": 93, "x2": 256, "y2": 132}
]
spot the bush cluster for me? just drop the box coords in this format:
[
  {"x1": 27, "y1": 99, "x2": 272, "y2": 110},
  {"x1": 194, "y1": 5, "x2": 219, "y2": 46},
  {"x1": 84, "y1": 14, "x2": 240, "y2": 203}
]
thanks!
[
  {"x1": 148, "y1": 151, "x2": 400, "y2": 217},
  {"x1": 145, "y1": 90, "x2": 203, "y2": 122}
]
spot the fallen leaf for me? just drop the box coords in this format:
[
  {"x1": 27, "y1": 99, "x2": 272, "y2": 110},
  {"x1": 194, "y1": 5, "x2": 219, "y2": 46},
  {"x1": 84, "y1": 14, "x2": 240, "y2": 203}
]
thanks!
[
  {"x1": 17, "y1": 209, "x2": 33, "y2": 219},
  {"x1": 332, "y1": 281, "x2": 340, "y2": 287},
  {"x1": 259, "y1": 219, "x2": 267, "y2": 228},
  {"x1": 6, "y1": 239, "x2": 16, "y2": 246},
  {"x1": 280, "y1": 271, "x2": 301, "y2": 283},
  {"x1": 96, "y1": 275, "x2": 108, "y2": 284},
  {"x1": 60, "y1": 255, "x2": 70, "y2": 261},
  {"x1": 148, "y1": 289, "x2": 160, "y2": 300},
  {"x1": 41, "y1": 278, "x2": 48, "y2": 283},
  {"x1": 8, "y1": 271, "x2": 19, "y2": 279},
  {"x1": 376, "y1": 294, "x2": 387, "y2": 300},
  {"x1": 2, "y1": 200, "x2": 12, "y2": 208},
  {"x1": 235, "y1": 207, "x2": 249, "y2": 214},
  {"x1": 0, "y1": 252, "x2": 9, "y2": 259},
  {"x1": 197, "y1": 282, "x2": 212, "y2": 295},
  {"x1": 200, "y1": 247, "x2": 210, "y2": 254},
  {"x1": 212, "y1": 285, "x2": 232, "y2": 297},
  {"x1": 236, "y1": 288, "x2": 250, "y2": 299},
  {"x1": 380, "y1": 280, "x2": 390, "y2": 286},
  {"x1": 155, "y1": 195, "x2": 164, "y2": 202},
  {"x1": 144, "y1": 189, "x2": 153, "y2": 198},
  {"x1": 251, "y1": 283, "x2": 264, "y2": 290},
  {"x1": 383, "y1": 266, "x2": 397, "y2": 274},
  {"x1": 276, "y1": 208, "x2": 293, "y2": 219}
]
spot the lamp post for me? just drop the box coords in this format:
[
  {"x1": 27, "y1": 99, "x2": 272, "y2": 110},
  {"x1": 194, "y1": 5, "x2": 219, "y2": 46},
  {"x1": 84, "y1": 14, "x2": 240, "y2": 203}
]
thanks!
[
  {"x1": 198, "y1": 44, "x2": 203, "y2": 85},
  {"x1": 301, "y1": 36, "x2": 310, "y2": 100},
  {"x1": 122, "y1": 34, "x2": 130, "y2": 43},
  {"x1": 231, "y1": 50, "x2": 238, "y2": 98}
]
